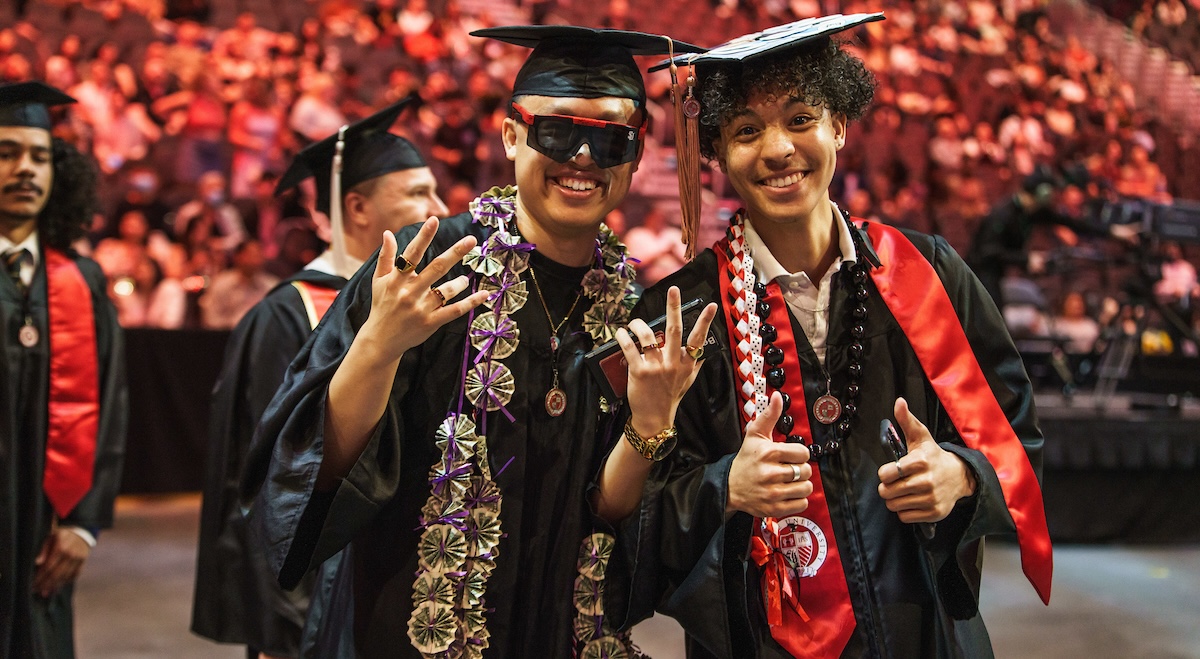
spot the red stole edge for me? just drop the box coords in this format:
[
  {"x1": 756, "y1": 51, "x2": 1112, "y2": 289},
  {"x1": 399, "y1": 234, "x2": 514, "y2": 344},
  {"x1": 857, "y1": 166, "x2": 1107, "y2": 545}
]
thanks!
[
  {"x1": 43, "y1": 248, "x2": 100, "y2": 518},
  {"x1": 293, "y1": 280, "x2": 340, "y2": 330},
  {"x1": 715, "y1": 240, "x2": 857, "y2": 657},
  {"x1": 864, "y1": 221, "x2": 1053, "y2": 604}
]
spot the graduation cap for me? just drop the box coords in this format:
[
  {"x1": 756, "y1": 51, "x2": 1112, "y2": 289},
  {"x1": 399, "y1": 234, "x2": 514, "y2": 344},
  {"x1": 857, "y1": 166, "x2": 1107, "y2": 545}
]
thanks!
[
  {"x1": 0, "y1": 81, "x2": 76, "y2": 130},
  {"x1": 650, "y1": 13, "x2": 885, "y2": 72},
  {"x1": 471, "y1": 25, "x2": 704, "y2": 108},
  {"x1": 276, "y1": 94, "x2": 425, "y2": 278}
]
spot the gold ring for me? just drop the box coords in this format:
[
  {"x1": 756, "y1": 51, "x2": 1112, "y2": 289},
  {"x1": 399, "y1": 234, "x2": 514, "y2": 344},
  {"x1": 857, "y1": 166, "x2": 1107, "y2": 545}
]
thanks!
[
  {"x1": 430, "y1": 286, "x2": 446, "y2": 306},
  {"x1": 394, "y1": 254, "x2": 416, "y2": 274},
  {"x1": 789, "y1": 463, "x2": 802, "y2": 483},
  {"x1": 685, "y1": 344, "x2": 705, "y2": 360},
  {"x1": 644, "y1": 340, "x2": 664, "y2": 352}
]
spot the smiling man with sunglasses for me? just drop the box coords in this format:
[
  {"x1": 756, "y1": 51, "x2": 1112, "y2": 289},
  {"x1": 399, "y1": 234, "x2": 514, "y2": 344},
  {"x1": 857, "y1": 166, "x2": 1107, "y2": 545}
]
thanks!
[{"x1": 250, "y1": 26, "x2": 712, "y2": 658}]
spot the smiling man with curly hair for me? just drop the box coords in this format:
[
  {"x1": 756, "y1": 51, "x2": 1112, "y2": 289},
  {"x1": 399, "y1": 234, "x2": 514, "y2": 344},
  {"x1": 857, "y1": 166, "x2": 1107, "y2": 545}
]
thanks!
[{"x1": 598, "y1": 15, "x2": 1053, "y2": 658}]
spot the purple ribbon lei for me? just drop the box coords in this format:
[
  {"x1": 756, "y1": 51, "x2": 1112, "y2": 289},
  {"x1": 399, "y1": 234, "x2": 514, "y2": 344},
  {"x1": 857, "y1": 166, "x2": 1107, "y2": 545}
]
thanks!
[
  {"x1": 418, "y1": 507, "x2": 469, "y2": 531},
  {"x1": 475, "y1": 364, "x2": 516, "y2": 423},
  {"x1": 471, "y1": 195, "x2": 517, "y2": 226},
  {"x1": 470, "y1": 314, "x2": 518, "y2": 364},
  {"x1": 429, "y1": 461, "x2": 473, "y2": 499},
  {"x1": 465, "y1": 484, "x2": 501, "y2": 509},
  {"x1": 484, "y1": 232, "x2": 535, "y2": 260},
  {"x1": 484, "y1": 270, "x2": 521, "y2": 309},
  {"x1": 613, "y1": 253, "x2": 640, "y2": 280}
]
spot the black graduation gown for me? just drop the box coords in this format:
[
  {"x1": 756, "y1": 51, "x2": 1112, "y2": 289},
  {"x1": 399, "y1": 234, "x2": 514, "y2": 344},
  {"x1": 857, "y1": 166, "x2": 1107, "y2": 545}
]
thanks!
[
  {"x1": 610, "y1": 226, "x2": 1044, "y2": 658},
  {"x1": 192, "y1": 269, "x2": 347, "y2": 658},
  {"x1": 251, "y1": 213, "x2": 624, "y2": 658},
  {"x1": 0, "y1": 250, "x2": 127, "y2": 659}
]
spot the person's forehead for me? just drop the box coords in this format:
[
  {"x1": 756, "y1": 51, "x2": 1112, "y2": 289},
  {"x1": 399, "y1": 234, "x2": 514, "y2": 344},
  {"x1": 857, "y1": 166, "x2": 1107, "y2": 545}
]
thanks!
[
  {"x1": 516, "y1": 94, "x2": 639, "y2": 122},
  {"x1": 0, "y1": 125, "x2": 52, "y2": 148},
  {"x1": 736, "y1": 92, "x2": 825, "y2": 117}
]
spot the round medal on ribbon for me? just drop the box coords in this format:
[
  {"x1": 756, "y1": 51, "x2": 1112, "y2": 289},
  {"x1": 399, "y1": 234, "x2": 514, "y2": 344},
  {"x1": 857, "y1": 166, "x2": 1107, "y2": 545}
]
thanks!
[
  {"x1": 812, "y1": 394, "x2": 842, "y2": 425},
  {"x1": 19, "y1": 323, "x2": 38, "y2": 348}
]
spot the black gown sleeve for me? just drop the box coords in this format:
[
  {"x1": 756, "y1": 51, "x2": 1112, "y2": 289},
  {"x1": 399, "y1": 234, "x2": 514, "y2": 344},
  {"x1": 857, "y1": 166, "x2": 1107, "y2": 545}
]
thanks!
[
  {"x1": 250, "y1": 218, "x2": 476, "y2": 590},
  {"x1": 193, "y1": 278, "x2": 338, "y2": 654}
]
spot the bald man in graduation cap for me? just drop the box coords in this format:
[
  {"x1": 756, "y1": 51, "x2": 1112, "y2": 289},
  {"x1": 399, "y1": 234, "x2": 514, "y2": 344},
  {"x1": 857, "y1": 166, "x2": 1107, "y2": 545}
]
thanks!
[
  {"x1": 597, "y1": 15, "x2": 1053, "y2": 658},
  {"x1": 250, "y1": 26, "x2": 716, "y2": 658},
  {"x1": 192, "y1": 95, "x2": 447, "y2": 659},
  {"x1": 0, "y1": 81, "x2": 128, "y2": 659}
]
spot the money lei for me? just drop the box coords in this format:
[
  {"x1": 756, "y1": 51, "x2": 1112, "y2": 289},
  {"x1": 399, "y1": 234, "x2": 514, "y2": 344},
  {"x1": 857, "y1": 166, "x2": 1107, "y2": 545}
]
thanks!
[{"x1": 408, "y1": 187, "x2": 639, "y2": 658}]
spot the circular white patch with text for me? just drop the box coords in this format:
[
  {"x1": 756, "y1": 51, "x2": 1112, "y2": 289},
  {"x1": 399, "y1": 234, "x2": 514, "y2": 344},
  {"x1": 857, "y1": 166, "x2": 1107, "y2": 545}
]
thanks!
[{"x1": 777, "y1": 516, "x2": 828, "y2": 578}]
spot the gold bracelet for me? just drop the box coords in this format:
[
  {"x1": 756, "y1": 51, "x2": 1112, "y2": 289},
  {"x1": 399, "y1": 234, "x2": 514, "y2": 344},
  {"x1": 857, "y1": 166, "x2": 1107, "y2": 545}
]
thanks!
[{"x1": 624, "y1": 418, "x2": 678, "y2": 462}]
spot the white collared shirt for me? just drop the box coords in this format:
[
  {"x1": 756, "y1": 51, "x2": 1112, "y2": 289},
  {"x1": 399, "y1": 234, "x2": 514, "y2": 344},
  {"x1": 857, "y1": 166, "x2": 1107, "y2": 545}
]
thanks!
[
  {"x1": 305, "y1": 249, "x2": 365, "y2": 278},
  {"x1": 743, "y1": 204, "x2": 857, "y2": 366},
  {"x1": 0, "y1": 230, "x2": 41, "y2": 288}
]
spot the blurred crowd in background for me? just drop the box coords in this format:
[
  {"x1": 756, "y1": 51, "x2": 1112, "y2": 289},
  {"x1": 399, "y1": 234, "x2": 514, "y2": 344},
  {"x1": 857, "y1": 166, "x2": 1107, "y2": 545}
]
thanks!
[{"x1": 1, "y1": 0, "x2": 1198, "y2": 365}]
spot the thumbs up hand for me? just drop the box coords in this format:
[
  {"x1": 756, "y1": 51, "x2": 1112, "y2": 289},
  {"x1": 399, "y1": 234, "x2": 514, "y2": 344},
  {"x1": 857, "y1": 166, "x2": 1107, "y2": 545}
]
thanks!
[
  {"x1": 726, "y1": 392, "x2": 814, "y2": 519},
  {"x1": 877, "y1": 398, "x2": 978, "y2": 524}
]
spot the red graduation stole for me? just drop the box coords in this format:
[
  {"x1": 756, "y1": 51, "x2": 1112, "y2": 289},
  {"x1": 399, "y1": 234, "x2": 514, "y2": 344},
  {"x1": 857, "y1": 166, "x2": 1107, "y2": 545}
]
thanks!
[
  {"x1": 715, "y1": 219, "x2": 1053, "y2": 657},
  {"x1": 43, "y1": 248, "x2": 100, "y2": 518},
  {"x1": 865, "y1": 222, "x2": 1053, "y2": 604},
  {"x1": 291, "y1": 280, "x2": 340, "y2": 330},
  {"x1": 717, "y1": 242, "x2": 856, "y2": 658}
]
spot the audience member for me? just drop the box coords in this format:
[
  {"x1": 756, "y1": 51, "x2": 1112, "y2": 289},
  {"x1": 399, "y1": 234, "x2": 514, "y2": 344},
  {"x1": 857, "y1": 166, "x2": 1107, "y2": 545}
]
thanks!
[
  {"x1": 91, "y1": 88, "x2": 160, "y2": 175},
  {"x1": 2, "y1": 0, "x2": 1198, "y2": 329},
  {"x1": 111, "y1": 165, "x2": 171, "y2": 236},
  {"x1": 624, "y1": 204, "x2": 686, "y2": 286},
  {"x1": 227, "y1": 78, "x2": 287, "y2": 199},
  {"x1": 93, "y1": 209, "x2": 153, "y2": 282},
  {"x1": 155, "y1": 70, "x2": 228, "y2": 184},
  {"x1": 288, "y1": 71, "x2": 345, "y2": 143},
  {"x1": 144, "y1": 242, "x2": 190, "y2": 329},
  {"x1": 1050, "y1": 290, "x2": 1101, "y2": 354},
  {"x1": 198, "y1": 238, "x2": 278, "y2": 329},
  {"x1": 173, "y1": 171, "x2": 247, "y2": 253}
]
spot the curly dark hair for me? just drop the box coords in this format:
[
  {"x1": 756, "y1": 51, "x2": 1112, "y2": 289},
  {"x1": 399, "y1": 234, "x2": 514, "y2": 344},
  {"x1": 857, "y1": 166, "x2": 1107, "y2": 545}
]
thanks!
[
  {"x1": 697, "y1": 38, "x2": 876, "y2": 160},
  {"x1": 38, "y1": 137, "x2": 98, "y2": 252}
]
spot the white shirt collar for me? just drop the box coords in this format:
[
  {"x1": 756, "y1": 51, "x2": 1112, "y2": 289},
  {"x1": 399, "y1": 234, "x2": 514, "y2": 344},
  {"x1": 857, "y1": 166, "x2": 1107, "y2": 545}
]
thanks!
[
  {"x1": 305, "y1": 249, "x2": 364, "y2": 278},
  {"x1": 0, "y1": 230, "x2": 41, "y2": 266},
  {"x1": 742, "y1": 202, "x2": 856, "y2": 283}
]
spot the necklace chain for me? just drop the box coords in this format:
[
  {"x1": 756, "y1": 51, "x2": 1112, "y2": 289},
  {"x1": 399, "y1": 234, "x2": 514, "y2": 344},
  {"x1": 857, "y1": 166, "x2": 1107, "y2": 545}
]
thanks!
[{"x1": 527, "y1": 267, "x2": 584, "y2": 339}]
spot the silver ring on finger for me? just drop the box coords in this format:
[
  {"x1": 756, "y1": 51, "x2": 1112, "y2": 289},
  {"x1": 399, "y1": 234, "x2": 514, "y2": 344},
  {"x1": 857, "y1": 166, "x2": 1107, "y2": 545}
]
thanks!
[
  {"x1": 789, "y1": 463, "x2": 802, "y2": 483},
  {"x1": 895, "y1": 462, "x2": 905, "y2": 479}
]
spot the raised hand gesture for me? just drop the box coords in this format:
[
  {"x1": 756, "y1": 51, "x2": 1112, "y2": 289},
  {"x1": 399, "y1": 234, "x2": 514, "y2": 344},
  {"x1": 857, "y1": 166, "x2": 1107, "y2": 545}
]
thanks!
[
  {"x1": 359, "y1": 218, "x2": 490, "y2": 363},
  {"x1": 320, "y1": 218, "x2": 489, "y2": 487},
  {"x1": 616, "y1": 286, "x2": 718, "y2": 437}
]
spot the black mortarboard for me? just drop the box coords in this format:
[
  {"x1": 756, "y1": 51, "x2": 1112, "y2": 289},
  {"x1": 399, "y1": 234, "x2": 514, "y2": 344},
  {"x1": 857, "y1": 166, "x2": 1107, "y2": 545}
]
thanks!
[
  {"x1": 0, "y1": 81, "x2": 76, "y2": 129},
  {"x1": 650, "y1": 13, "x2": 885, "y2": 72},
  {"x1": 471, "y1": 25, "x2": 704, "y2": 108},
  {"x1": 276, "y1": 94, "x2": 425, "y2": 278},
  {"x1": 275, "y1": 94, "x2": 425, "y2": 215}
]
